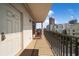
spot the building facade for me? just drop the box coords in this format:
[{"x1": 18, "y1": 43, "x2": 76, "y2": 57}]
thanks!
[
  {"x1": 54, "y1": 24, "x2": 64, "y2": 33},
  {"x1": 49, "y1": 17, "x2": 55, "y2": 31},
  {"x1": 66, "y1": 23, "x2": 79, "y2": 37},
  {"x1": 0, "y1": 4, "x2": 33, "y2": 56}
]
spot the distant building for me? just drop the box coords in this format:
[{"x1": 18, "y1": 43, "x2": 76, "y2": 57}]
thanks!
[
  {"x1": 54, "y1": 24, "x2": 58, "y2": 31},
  {"x1": 49, "y1": 17, "x2": 55, "y2": 31},
  {"x1": 69, "y1": 19, "x2": 77, "y2": 24},
  {"x1": 49, "y1": 17, "x2": 55, "y2": 25},
  {"x1": 63, "y1": 23, "x2": 70, "y2": 30},
  {"x1": 46, "y1": 25, "x2": 50, "y2": 31},
  {"x1": 66, "y1": 23, "x2": 79, "y2": 37},
  {"x1": 54, "y1": 24, "x2": 64, "y2": 33}
]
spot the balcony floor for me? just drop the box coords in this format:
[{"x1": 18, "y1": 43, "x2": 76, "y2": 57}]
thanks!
[{"x1": 26, "y1": 34, "x2": 54, "y2": 56}]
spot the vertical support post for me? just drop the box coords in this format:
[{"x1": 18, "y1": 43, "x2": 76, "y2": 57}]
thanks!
[
  {"x1": 60, "y1": 36, "x2": 63, "y2": 56},
  {"x1": 57, "y1": 34, "x2": 60, "y2": 56},
  {"x1": 62, "y1": 36, "x2": 65, "y2": 56},
  {"x1": 66, "y1": 37, "x2": 68, "y2": 56},
  {"x1": 70, "y1": 38, "x2": 72, "y2": 56},
  {"x1": 35, "y1": 23, "x2": 37, "y2": 38},
  {"x1": 75, "y1": 38, "x2": 78, "y2": 56},
  {"x1": 59, "y1": 35, "x2": 61, "y2": 56},
  {"x1": 41, "y1": 22, "x2": 43, "y2": 39}
]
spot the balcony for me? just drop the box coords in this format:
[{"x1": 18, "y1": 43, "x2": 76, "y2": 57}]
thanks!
[
  {"x1": 22, "y1": 32, "x2": 54, "y2": 56},
  {"x1": 19, "y1": 30, "x2": 79, "y2": 56},
  {"x1": 44, "y1": 30, "x2": 79, "y2": 56}
]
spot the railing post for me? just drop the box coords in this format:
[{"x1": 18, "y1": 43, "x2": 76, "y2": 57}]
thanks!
[
  {"x1": 57, "y1": 34, "x2": 60, "y2": 56},
  {"x1": 59, "y1": 35, "x2": 61, "y2": 56},
  {"x1": 62, "y1": 36, "x2": 65, "y2": 56},
  {"x1": 70, "y1": 38, "x2": 72, "y2": 56},
  {"x1": 57, "y1": 34, "x2": 61, "y2": 56},
  {"x1": 44, "y1": 31, "x2": 79, "y2": 56},
  {"x1": 66, "y1": 37, "x2": 68, "y2": 56},
  {"x1": 60, "y1": 36, "x2": 63, "y2": 56},
  {"x1": 75, "y1": 38, "x2": 78, "y2": 56},
  {"x1": 56, "y1": 35, "x2": 58, "y2": 56}
]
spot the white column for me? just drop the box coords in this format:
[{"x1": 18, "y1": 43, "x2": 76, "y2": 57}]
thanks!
[{"x1": 41, "y1": 22, "x2": 43, "y2": 39}]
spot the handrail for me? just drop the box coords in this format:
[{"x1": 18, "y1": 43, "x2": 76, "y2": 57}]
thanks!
[
  {"x1": 44, "y1": 30, "x2": 79, "y2": 56},
  {"x1": 50, "y1": 30, "x2": 79, "y2": 39}
]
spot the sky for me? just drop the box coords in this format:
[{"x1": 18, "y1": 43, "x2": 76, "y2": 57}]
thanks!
[{"x1": 37, "y1": 3, "x2": 79, "y2": 28}]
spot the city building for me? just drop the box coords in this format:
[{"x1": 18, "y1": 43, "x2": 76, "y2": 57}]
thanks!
[
  {"x1": 49, "y1": 17, "x2": 55, "y2": 31},
  {"x1": 63, "y1": 23, "x2": 69, "y2": 30},
  {"x1": 66, "y1": 23, "x2": 79, "y2": 37},
  {"x1": 54, "y1": 24, "x2": 64, "y2": 33},
  {"x1": 46, "y1": 25, "x2": 50, "y2": 31}
]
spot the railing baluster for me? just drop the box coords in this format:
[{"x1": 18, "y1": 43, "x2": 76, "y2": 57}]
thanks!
[
  {"x1": 59, "y1": 35, "x2": 61, "y2": 56},
  {"x1": 44, "y1": 30, "x2": 79, "y2": 56},
  {"x1": 75, "y1": 38, "x2": 78, "y2": 56},
  {"x1": 62, "y1": 36, "x2": 65, "y2": 56},
  {"x1": 66, "y1": 37, "x2": 68, "y2": 56},
  {"x1": 58, "y1": 34, "x2": 61, "y2": 56},
  {"x1": 60, "y1": 36, "x2": 63, "y2": 56},
  {"x1": 60, "y1": 35, "x2": 64, "y2": 56},
  {"x1": 57, "y1": 35, "x2": 60, "y2": 56},
  {"x1": 70, "y1": 38, "x2": 72, "y2": 56}
]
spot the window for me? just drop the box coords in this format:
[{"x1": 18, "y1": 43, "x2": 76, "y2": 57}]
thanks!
[
  {"x1": 73, "y1": 33, "x2": 75, "y2": 35},
  {"x1": 73, "y1": 30, "x2": 75, "y2": 32},
  {"x1": 56, "y1": 25, "x2": 58, "y2": 28}
]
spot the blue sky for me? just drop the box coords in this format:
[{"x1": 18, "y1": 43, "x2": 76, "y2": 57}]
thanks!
[
  {"x1": 51, "y1": 3, "x2": 79, "y2": 24},
  {"x1": 37, "y1": 3, "x2": 79, "y2": 28}
]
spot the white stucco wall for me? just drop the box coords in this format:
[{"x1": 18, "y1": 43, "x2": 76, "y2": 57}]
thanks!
[
  {"x1": 12, "y1": 3, "x2": 32, "y2": 49},
  {"x1": 0, "y1": 4, "x2": 32, "y2": 56}
]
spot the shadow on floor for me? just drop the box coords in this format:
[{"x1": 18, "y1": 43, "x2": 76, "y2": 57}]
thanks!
[{"x1": 20, "y1": 49, "x2": 39, "y2": 56}]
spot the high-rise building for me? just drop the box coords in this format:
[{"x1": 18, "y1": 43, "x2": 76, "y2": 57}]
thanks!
[
  {"x1": 49, "y1": 17, "x2": 55, "y2": 31},
  {"x1": 49, "y1": 17, "x2": 55, "y2": 25},
  {"x1": 66, "y1": 23, "x2": 79, "y2": 37}
]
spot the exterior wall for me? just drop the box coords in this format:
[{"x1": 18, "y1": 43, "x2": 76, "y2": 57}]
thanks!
[
  {"x1": 66, "y1": 24, "x2": 79, "y2": 37},
  {"x1": 54, "y1": 24, "x2": 63, "y2": 33},
  {"x1": 49, "y1": 17, "x2": 55, "y2": 25},
  {"x1": 49, "y1": 17, "x2": 55, "y2": 31},
  {"x1": 50, "y1": 25, "x2": 53, "y2": 31},
  {"x1": 63, "y1": 23, "x2": 70, "y2": 30},
  {"x1": 0, "y1": 4, "x2": 32, "y2": 55},
  {"x1": 0, "y1": 6, "x2": 3, "y2": 42},
  {"x1": 46, "y1": 25, "x2": 50, "y2": 31},
  {"x1": 12, "y1": 4, "x2": 32, "y2": 49}
]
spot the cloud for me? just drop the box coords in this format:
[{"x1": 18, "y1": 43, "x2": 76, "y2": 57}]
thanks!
[
  {"x1": 48, "y1": 10, "x2": 54, "y2": 17},
  {"x1": 68, "y1": 9, "x2": 74, "y2": 15},
  {"x1": 68, "y1": 9, "x2": 76, "y2": 19},
  {"x1": 43, "y1": 17, "x2": 49, "y2": 28},
  {"x1": 43, "y1": 10, "x2": 54, "y2": 28},
  {"x1": 70, "y1": 15, "x2": 74, "y2": 19}
]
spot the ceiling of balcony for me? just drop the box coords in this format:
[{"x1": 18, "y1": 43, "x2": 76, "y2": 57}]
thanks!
[{"x1": 24, "y1": 3, "x2": 52, "y2": 23}]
